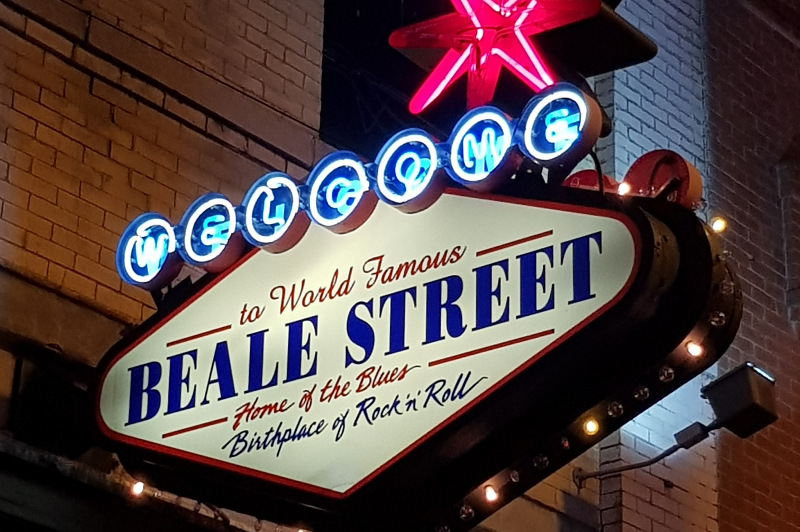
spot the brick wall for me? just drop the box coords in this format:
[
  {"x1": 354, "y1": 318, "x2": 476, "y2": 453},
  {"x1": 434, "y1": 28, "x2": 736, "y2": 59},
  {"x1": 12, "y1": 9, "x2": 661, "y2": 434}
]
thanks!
[
  {"x1": 575, "y1": 1, "x2": 722, "y2": 531},
  {"x1": 62, "y1": 0, "x2": 323, "y2": 129},
  {"x1": 0, "y1": 0, "x2": 323, "y2": 341},
  {"x1": 589, "y1": 0, "x2": 800, "y2": 531},
  {"x1": 707, "y1": 0, "x2": 800, "y2": 530}
]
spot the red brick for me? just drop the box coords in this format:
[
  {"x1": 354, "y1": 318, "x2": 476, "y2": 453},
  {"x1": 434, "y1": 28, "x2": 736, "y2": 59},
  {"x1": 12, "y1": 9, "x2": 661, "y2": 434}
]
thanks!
[
  {"x1": 25, "y1": 232, "x2": 75, "y2": 267},
  {"x1": 112, "y1": 107, "x2": 156, "y2": 142},
  {"x1": 131, "y1": 171, "x2": 175, "y2": 204},
  {"x1": 133, "y1": 137, "x2": 177, "y2": 171},
  {"x1": 119, "y1": 72, "x2": 164, "y2": 106},
  {"x1": 55, "y1": 152, "x2": 102, "y2": 187},
  {"x1": 43, "y1": 54, "x2": 91, "y2": 91},
  {"x1": 164, "y1": 95, "x2": 206, "y2": 129},
  {"x1": 0, "y1": 3, "x2": 25, "y2": 32},
  {"x1": 35, "y1": 125, "x2": 84, "y2": 160},
  {"x1": 16, "y1": 56, "x2": 65, "y2": 95},
  {"x1": 85, "y1": 113, "x2": 132, "y2": 149},
  {"x1": 0, "y1": 142, "x2": 33, "y2": 170},
  {"x1": 29, "y1": 195, "x2": 78, "y2": 231},
  {"x1": 40, "y1": 89, "x2": 88, "y2": 126},
  {"x1": 0, "y1": 179, "x2": 30, "y2": 208},
  {"x1": 25, "y1": 20, "x2": 74, "y2": 57},
  {"x1": 101, "y1": 174, "x2": 147, "y2": 210},
  {"x1": 136, "y1": 104, "x2": 181, "y2": 137},
  {"x1": 0, "y1": 104, "x2": 37, "y2": 136},
  {"x1": 7, "y1": 129, "x2": 56, "y2": 165},
  {"x1": 74, "y1": 253, "x2": 119, "y2": 289},
  {"x1": 62, "y1": 118, "x2": 110, "y2": 155},
  {"x1": 0, "y1": 26, "x2": 43, "y2": 64},
  {"x1": 0, "y1": 238, "x2": 48, "y2": 278},
  {"x1": 56, "y1": 189, "x2": 105, "y2": 225},
  {"x1": 0, "y1": 216, "x2": 25, "y2": 246},
  {"x1": 154, "y1": 165, "x2": 199, "y2": 198},
  {"x1": 8, "y1": 166, "x2": 57, "y2": 203},
  {"x1": 110, "y1": 142, "x2": 156, "y2": 177},
  {"x1": 73, "y1": 48, "x2": 121, "y2": 82},
  {"x1": 46, "y1": 261, "x2": 66, "y2": 286},
  {"x1": 64, "y1": 81, "x2": 112, "y2": 120},
  {"x1": 95, "y1": 284, "x2": 141, "y2": 322},
  {"x1": 77, "y1": 216, "x2": 119, "y2": 250},
  {"x1": 32, "y1": 158, "x2": 80, "y2": 196},
  {"x1": 12, "y1": 94, "x2": 62, "y2": 130},
  {"x1": 99, "y1": 246, "x2": 117, "y2": 271},
  {"x1": 120, "y1": 281, "x2": 156, "y2": 306},
  {"x1": 61, "y1": 269, "x2": 97, "y2": 300},
  {"x1": 91, "y1": 79, "x2": 137, "y2": 113},
  {"x1": 80, "y1": 182, "x2": 125, "y2": 215},
  {"x1": 84, "y1": 149, "x2": 128, "y2": 181},
  {"x1": 102, "y1": 210, "x2": 128, "y2": 235},
  {"x1": 207, "y1": 118, "x2": 247, "y2": 151}
]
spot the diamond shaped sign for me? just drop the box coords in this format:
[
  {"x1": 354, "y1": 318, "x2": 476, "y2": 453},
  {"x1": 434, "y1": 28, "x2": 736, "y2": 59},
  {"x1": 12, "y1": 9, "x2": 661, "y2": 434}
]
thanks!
[{"x1": 97, "y1": 189, "x2": 639, "y2": 497}]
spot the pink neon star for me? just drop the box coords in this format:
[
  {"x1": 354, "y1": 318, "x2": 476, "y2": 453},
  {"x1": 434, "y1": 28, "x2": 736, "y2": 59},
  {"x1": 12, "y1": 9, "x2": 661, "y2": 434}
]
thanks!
[{"x1": 390, "y1": 0, "x2": 601, "y2": 114}]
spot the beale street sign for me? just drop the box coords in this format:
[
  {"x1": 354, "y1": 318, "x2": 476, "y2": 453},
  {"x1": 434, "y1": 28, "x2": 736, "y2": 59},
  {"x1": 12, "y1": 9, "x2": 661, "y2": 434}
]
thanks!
[
  {"x1": 95, "y1": 82, "x2": 742, "y2": 532},
  {"x1": 98, "y1": 190, "x2": 638, "y2": 496}
]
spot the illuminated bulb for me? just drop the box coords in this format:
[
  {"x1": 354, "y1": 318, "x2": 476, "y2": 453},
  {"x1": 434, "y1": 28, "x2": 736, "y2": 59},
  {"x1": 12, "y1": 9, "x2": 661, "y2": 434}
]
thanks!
[
  {"x1": 583, "y1": 419, "x2": 600, "y2": 436},
  {"x1": 617, "y1": 182, "x2": 632, "y2": 196},
  {"x1": 686, "y1": 341, "x2": 704, "y2": 358},
  {"x1": 710, "y1": 217, "x2": 727, "y2": 233},
  {"x1": 484, "y1": 485, "x2": 499, "y2": 502},
  {"x1": 131, "y1": 481, "x2": 145, "y2": 496}
]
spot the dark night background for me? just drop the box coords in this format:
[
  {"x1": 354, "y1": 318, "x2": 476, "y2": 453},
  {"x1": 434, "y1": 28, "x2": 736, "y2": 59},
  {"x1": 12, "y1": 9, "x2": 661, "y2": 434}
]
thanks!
[{"x1": 320, "y1": 0, "x2": 655, "y2": 157}]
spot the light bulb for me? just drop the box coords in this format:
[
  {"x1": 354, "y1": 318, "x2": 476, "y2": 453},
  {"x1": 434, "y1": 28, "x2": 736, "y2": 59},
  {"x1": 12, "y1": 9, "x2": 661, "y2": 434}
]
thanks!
[
  {"x1": 686, "y1": 341, "x2": 704, "y2": 357},
  {"x1": 617, "y1": 182, "x2": 632, "y2": 196},
  {"x1": 484, "y1": 485, "x2": 499, "y2": 502},
  {"x1": 131, "y1": 481, "x2": 145, "y2": 496},
  {"x1": 710, "y1": 217, "x2": 727, "y2": 233},
  {"x1": 583, "y1": 419, "x2": 600, "y2": 436}
]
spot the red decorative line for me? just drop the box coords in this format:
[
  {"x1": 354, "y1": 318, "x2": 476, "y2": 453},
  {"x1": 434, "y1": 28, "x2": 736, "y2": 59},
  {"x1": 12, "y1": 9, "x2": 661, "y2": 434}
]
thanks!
[
  {"x1": 162, "y1": 417, "x2": 228, "y2": 439},
  {"x1": 476, "y1": 230, "x2": 554, "y2": 257},
  {"x1": 428, "y1": 329, "x2": 555, "y2": 367},
  {"x1": 166, "y1": 324, "x2": 232, "y2": 347}
]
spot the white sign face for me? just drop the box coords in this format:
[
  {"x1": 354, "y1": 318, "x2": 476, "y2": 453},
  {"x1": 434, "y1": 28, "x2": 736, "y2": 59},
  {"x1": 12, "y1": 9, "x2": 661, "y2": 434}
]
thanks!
[{"x1": 98, "y1": 190, "x2": 639, "y2": 498}]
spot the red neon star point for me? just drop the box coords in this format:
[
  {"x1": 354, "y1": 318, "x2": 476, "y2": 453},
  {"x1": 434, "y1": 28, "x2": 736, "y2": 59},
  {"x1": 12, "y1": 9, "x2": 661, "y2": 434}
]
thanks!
[{"x1": 390, "y1": 0, "x2": 601, "y2": 114}]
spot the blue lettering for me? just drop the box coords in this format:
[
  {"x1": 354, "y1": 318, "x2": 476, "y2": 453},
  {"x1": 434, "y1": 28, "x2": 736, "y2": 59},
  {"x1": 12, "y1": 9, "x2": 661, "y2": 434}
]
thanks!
[
  {"x1": 473, "y1": 259, "x2": 510, "y2": 330},
  {"x1": 166, "y1": 350, "x2": 197, "y2": 415},
  {"x1": 115, "y1": 84, "x2": 595, "y2": 289},
  {"x1": 245, "y1": 329, "x2": 279, "y2": 393},
  {"x1": 285, "y1": 316, "x2": 318, "y2": 383},
  {"x1": 561, "y1": 232, "x2": 603, "y2": 305},
  {"x1": 126, "y1": 362, "x2": 161, "y2": 425},
  {"x1": 463, "y1": 127, "x2": 506, "y2": 176},
  {"x1": 133, "y1": 233, "x2": 170, "y2": 276},
  {"x1": 423, "y1": 275, "x2": 466, "y2": 344},
  {"x1": 345, "y1": 300, "x2": 375, "y2": 367},
  {"x1": 200, "y1": 214, "x2": 230, "y2": 247},
  {"x1": 201, "y1": 342, "x2": 238, "y2": 405},
  {"x1": 518, "y1": 246, "x2": 555, "y2": 317},
  {"x1": 379, "y1": 287, "x2": 417, "y2": 355},
  {"x1": 545, "y1": 108, "x2": 580, "y2": 152}
]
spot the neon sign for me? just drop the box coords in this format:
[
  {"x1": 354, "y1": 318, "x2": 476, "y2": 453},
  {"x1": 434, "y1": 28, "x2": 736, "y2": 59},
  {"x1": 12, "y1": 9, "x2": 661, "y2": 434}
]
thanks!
[
  {"x1": 179, "y1": 194, "x2": 237, "y2": 266},
  {"x1": 116, "y1": 83, "x2": 602, "y2": 288},
  {"x1": 116, "y1": 213, "x2": 176, "y2": 287},
  {"x1": 374, "y1": 129, "x2": 439, "y2": 208},
  {"x1": 447, "y1": 107, "x2": 512, "y2": 186},
  {"x1": 521, "y1": 88, "x2": 589, "y2": 162},
  {"x1": 242, "y1": 174, "x2": 302, "y2": 247},
  {"x1": 389, "y1": 0, "x2": 601, "y2": 113}
]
